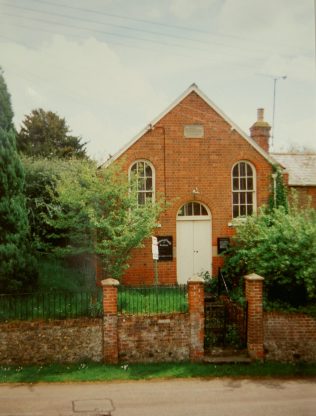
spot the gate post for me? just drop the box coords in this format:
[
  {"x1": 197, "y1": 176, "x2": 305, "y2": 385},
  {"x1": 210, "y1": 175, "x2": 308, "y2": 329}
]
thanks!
[
  {"x1": 101, "y1": 278, "x2": 119, "y2": 364},
  {"x1": 244, "y1": 273, "x2": 264, "y2": 360},
  {"x1": 188, "y1": 275, "x2": 205, "y2": 361}
]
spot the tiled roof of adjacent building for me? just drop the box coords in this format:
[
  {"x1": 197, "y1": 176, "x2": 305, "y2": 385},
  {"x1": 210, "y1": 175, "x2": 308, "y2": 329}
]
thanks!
[{"x1": 271, "y1": 153, "x2": 316, "y2": 186}]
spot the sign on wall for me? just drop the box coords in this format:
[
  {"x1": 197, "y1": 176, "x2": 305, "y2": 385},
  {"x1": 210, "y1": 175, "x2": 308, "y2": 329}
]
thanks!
[
  {"x1": 152, "y1": 236, "x2": 159, "y2": 260},
  {"x1": 157, "y1": 236, "x2": 173, "y2": 261},
  {"x1": 217, "y1": 237, "x2": 230, "y2": 254}
]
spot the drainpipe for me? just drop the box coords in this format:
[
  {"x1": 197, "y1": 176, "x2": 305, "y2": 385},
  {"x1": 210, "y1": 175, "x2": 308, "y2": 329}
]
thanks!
[
  {"x1": 148, "y1": 124, "x2": 167, "y2": 202},
  {"x1": 272, "y1": 172, "x2": 278, "y2": 208}
]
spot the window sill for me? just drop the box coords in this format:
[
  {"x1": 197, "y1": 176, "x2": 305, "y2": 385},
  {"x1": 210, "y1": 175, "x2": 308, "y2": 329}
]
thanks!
[{"x1": 228, "y1": 217, "x2": 248, "y2": 227}]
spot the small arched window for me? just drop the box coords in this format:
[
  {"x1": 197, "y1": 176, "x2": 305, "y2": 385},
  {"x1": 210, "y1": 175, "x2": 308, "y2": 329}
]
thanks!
[
  {"x1": 177, "y1": 202, "x2": 209, "y2": 217},
  {"x1": 129, "y1": 160, "x2": 155, "y2": 205},
  {"x1": 232, "y1": 161, "x2": 256, "y2": 218}
]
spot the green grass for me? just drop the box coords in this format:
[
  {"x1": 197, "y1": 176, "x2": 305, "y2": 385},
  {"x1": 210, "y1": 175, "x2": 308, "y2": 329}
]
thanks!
[
  {"x1": 118, "y1": 285, "x2": 188, "y2": 314},
  {"x1": 0, "y1": 286, "x2": 187, "y2": 321},
  {"x1": 0, "y1": 256, "x2": 102, "y2": 321},
  {"x1": 0, "y1": 361, "x2": 315, "y2": 383},
  {"x1": 0, "y1": 291, "x2": 103, "y2": 321}
]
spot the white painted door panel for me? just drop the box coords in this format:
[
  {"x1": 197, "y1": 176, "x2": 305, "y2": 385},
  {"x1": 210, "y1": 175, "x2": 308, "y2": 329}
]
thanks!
[{"x1": 176, "y1": 219, "x2": 211, "y2": 284}]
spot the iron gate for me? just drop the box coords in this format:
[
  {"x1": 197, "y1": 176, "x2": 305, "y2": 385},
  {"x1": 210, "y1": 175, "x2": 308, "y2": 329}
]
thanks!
[{"x1": 204, "y1": 297, "x2": 247, "y2": 351}]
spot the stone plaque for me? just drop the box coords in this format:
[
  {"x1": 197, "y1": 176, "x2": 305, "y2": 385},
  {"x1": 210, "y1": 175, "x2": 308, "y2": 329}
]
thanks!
[{"x1": 184, "y1": 124, "x2": 204, "y2": 138}]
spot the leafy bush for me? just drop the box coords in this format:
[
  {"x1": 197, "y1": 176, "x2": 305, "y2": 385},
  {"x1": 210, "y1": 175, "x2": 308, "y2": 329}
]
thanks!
[
  {"x1": 45, "y1": 159, "x2": 164, "y2": 280},
  {"x1": 223, "y1": 203, "x2": 316, "y2": 306}
]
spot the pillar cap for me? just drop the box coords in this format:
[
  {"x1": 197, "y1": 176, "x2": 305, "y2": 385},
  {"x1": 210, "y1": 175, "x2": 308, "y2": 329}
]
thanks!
[
  {"x1": 188, "y1": 275, "x2": 205, "y2": 283},
  {"x1": 244, "y1": 273, "x2": 264, "y2": 281},
  {"x1": 101, "y1": 278, "x2": 120, "y2": 286}
]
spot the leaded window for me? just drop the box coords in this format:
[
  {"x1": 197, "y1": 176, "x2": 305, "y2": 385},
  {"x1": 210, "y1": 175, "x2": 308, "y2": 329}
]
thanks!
[
  {"x1": 178, "y1": 202, "x2": 208, "y2": 217},
  {"x1": 130, "y1": 160, "x2": 154, "y2": 205},
  {"x1": 232, "y1": 161, "x2": 255, "y2": 218}
]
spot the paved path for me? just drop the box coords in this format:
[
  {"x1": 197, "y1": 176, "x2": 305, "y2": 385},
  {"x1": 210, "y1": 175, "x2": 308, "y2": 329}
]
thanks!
[{"x1": 0, "y1": 378, "x2": 315, "y2": 416}]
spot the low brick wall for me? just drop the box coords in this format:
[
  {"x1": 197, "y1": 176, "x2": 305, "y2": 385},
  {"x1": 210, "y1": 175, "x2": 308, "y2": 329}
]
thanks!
[
  {"x1": 0, "y1": 318, "x2": 103, "y2": 365},
  {"x1": 117, "y1": 313, "x2": 190, "y2": 362},
  {"x1": 264, "y1": 312, "x2": 316, "y2": 362}
]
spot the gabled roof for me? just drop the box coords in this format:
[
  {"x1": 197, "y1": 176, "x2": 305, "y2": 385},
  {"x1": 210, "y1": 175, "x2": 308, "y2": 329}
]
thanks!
[
  {"x1": 102, "y1": 84, "x2": 278, "y2": 167},
  {"x1": 271, "y1": 153, "x2": 316, "y2": 186}
]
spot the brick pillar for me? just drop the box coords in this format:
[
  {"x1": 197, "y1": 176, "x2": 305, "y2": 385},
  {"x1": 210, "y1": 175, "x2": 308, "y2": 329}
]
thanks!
[
  {"x1": 101, "y1": 278, "x2": 119, "y2": 364},
  {"x1": 188, "y1": 275, "x2": 205, "y2": 362},
  {"x1": 244, "y1": 273, "x2": 264, "y2": 360}
]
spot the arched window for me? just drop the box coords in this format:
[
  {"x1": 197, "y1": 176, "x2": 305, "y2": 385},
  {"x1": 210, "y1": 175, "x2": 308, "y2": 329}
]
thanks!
[
  {"x1": 129, "y1": 160, "x2": 155, "y2": 205},
  {"x1": 232, "y1": 161, "x2": 256, "y2": 218},
  {"x1": 177, "y1": 202, "x2": 209, "y2": 217}
]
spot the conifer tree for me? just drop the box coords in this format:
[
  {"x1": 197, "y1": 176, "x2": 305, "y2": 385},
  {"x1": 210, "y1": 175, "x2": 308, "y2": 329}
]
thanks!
[
  {"x1": 0, "y1": 68, "x2": 14, "y2": 131},
  {"x1": 17, "y1": 109, "x2": 88, "y2": 159},
  {"x1": 0, "y1": 129, "x2": 36, "y2": 291},
  {"x1": 0, "y1": 70, "x2": 36, "y2": 292}
]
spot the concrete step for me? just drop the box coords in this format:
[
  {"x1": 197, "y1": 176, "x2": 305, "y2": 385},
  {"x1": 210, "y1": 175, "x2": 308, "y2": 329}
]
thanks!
[
  {"x1": 203, "y1": 354, "x2": 251, "y2": 364},
  {"x1": 203, "y1": 348, "x2": 251, "y2": 364}
]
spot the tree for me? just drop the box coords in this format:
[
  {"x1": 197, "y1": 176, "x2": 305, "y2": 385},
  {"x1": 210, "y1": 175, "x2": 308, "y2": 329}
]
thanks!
[
  {"x1": 223, "y1": 204, "x2": 316, "y2": 306},
  {"x1": 45, "y1": 160, "x2": 164, "y2": 279},
  {"x1": 0, "y1": 129, "x2": 37, "y2": 292},
  {"x1": 16, "y1": 109, "x2": 88, "y2": 159},
  {"x1": 22, "y1": 156, "x2": 64, "y2": 252},
  {"x1": 0, "y1": 68, "x2": 14, "y2": 131}
]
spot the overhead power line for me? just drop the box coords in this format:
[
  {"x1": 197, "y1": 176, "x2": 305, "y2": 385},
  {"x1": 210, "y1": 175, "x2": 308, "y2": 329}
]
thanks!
[
  {"x1": 1, "y1": 10, "x2": 214, "y2": 53},
  {"x1": 0, "y1": 1, "x2": 272, "y2": 56},
  {"x1": 32, "y1": 0, "x2": 311, "y2": 54},
  {"x1": 0, "y1": 0, "x2": 311, "y2": 56}
]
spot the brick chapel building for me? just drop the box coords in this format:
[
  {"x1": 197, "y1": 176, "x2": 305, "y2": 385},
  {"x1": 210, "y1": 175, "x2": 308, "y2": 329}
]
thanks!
[{"x1": 99, "y1": 84, "x2": 316, "y2": 285}]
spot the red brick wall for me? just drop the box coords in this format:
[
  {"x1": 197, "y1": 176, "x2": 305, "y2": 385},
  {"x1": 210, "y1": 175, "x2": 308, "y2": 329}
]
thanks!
[
  {"x1": 118, "y1": 313, "x2": 190, "y2": 362},
  {"x1": 289, "y1": 186, "x2": 316, "y2": 209},
  {"x1": 102, "y1": 277, "x2": 204, "y2": 364},
  {"x1": 111, "y1": 91, "x2": 273, "y2": 285},
  {"x1": 264, "y1": 312, "x2": 316, "y2": 362},
  {"x1": 245, "y1": 274, "x2": 264, "y2": 359}
]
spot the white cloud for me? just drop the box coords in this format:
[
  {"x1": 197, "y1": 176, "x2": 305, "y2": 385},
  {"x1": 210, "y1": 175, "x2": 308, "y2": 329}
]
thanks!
[
  {"x1": 26, "y1": 86, "x2": 43, "y2": 103},
  {"x1": 169, "y1": 0, "x2": 217, "y2": 19},
  {"x1": 0, "y1": 0, "x2": 315, "y2": 159},
  {"x1": 1, "y1": 34, "x2": 168, "y2": 160}
]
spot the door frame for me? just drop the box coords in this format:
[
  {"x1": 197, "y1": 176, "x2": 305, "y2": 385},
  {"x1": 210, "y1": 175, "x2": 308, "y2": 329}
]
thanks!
[{"x1": 176, "y1": 201, "x2": 212, "y2": 284}]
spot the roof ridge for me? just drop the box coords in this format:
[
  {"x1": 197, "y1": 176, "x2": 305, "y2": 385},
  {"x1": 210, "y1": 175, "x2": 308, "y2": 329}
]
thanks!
[
  {"x1": 271, "y1": 152, "x2": 316, "y2": 156},
  {"x1": 101, "y1": 84, "x2": 279, "y2": 167}
]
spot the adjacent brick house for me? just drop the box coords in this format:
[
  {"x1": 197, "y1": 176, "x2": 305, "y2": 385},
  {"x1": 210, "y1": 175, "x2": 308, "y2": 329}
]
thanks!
[
  {"x1": 99, "y1": 84, "x2": 315, "y2": 285},
  {"x1": 271, "y1": 153, "x2": 316, "y2": 208}
]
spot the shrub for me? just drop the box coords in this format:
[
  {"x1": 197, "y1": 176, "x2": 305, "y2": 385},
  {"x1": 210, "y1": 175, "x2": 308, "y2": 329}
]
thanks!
[{"x1": 223, "y1": 203, "x2": 316, "y2": 306}]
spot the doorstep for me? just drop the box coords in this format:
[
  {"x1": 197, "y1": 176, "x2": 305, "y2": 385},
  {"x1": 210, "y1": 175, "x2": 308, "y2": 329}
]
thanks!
[{"x1": 203, "y1": 348, "x2": 251, "y2": 364}]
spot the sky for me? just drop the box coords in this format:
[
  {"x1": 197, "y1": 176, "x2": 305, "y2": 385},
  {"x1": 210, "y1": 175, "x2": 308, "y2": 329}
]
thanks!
[{"x1": 0, "y1": 0, "x2": 315, "y2": 162}]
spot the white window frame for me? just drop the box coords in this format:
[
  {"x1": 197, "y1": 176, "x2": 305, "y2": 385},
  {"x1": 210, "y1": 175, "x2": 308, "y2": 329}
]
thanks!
[
  {"x1": 177, "y1": 201, "x2": 210, "y2": 219},
  {"x1": 129, "y1": 160, "x2": 155, "y2": 205},
  {"x1": 231, "y1": 161, "x2": 257, "y2": 219}
]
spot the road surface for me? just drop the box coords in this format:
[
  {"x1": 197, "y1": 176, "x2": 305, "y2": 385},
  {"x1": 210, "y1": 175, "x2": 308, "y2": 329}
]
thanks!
[{"x1": 0, "y1": 378, "x2": 315, "y2": 415}]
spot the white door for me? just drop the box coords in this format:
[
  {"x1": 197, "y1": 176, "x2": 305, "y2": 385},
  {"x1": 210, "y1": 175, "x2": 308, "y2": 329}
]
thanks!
[{"x1": 176, "y1": 202, "x2": 211, "y2": 284}]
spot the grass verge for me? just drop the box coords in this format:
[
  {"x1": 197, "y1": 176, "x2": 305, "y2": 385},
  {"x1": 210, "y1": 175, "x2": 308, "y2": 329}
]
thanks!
[{"x1": 1, "y1": 361, "x2": 316, "y2": 383}]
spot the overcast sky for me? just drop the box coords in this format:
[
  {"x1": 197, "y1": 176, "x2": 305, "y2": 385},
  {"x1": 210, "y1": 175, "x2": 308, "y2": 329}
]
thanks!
[{"x1": 1, "y1": 0, "x2": 315, "y2": 161}]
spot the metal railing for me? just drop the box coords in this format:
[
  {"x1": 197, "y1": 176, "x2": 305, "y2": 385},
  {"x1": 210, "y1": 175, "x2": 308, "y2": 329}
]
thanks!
[
  {"x1": 0, "y1": 290, "x2": 103, "y2": 322},
  {"x1": 118, "y1": 285, "x2": 188, "y2": 315},
  {"x1": 218, "y1": 268, "x2": 230, "y2": 296}
]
